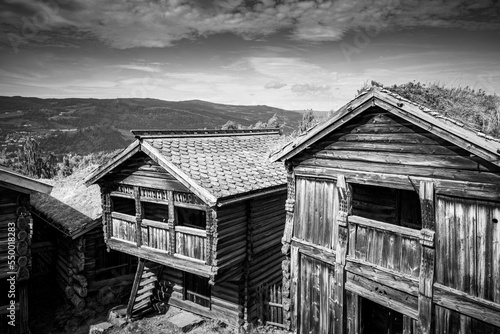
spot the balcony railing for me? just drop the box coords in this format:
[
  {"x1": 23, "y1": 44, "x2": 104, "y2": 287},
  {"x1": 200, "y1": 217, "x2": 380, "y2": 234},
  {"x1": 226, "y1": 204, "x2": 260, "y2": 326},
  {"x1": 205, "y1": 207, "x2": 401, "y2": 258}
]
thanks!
[
  {"x1": 110, "y1": 212, "x2": 206, "y2": 263},
  {"x1": 347, "y1": 215, "x2": 421, "y2": 278},
  {"x1": 175, "y1": 226, "x2": 206, "y2": 263}
]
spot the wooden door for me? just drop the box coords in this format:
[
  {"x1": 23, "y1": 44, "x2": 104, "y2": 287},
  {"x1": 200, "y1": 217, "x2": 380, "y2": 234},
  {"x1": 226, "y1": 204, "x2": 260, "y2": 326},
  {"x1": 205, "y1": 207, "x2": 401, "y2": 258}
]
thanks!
[{"x1": 298, "y1": 253, "x2": 336, "y2": 334}]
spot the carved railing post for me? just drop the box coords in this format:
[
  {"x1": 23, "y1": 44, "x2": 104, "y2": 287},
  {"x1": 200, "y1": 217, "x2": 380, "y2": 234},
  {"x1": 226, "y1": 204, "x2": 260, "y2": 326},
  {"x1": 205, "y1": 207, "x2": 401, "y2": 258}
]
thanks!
[
  {"x1": 100, "y1": 184, "x2": 112, "y2": 247},
  {"x1": 167, "y1": 190, "x2": 175, "y2": 255},
  {"x1": 335, "y1": 174, "x2": 351, "y2": 334},
  {"x1": 282, "y1": 161, "x2": 295, "y2": 330},
  {"x1": 134, "y1": 186, "x2": 143, "y2": 247},
  {"x1": 418, "y1": 181, "x2": 435, "y2": 334}
]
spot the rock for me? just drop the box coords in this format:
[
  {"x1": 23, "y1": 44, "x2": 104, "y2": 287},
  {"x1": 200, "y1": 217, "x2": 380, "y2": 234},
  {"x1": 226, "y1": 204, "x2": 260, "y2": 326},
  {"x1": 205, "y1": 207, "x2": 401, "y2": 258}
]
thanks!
[
  {"x1": 168, "y1": 311, "x2": 205, "y2": 332},
  {"x1": 108, "y1": 304, "x2": 128, "y2": 327},
  {"x1": 89, "y1": 322, "x2": 113, "y2": 334}
]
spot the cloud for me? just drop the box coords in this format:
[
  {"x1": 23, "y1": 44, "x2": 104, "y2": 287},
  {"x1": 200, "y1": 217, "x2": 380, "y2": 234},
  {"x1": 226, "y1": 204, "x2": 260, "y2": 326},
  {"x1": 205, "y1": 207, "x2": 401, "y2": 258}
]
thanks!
[
  {"x1": 115, "y1": 64, "x2": 162, "y2": 73},
  {"x1": 265, "y1": 80, "x2": 287, "y2": 89},
  {"x1": 291, "y1": 83, "x2": 331, "y2": 96},
  {"x1": 0, "y1": 0, "x2": 499, "y2": 49}
]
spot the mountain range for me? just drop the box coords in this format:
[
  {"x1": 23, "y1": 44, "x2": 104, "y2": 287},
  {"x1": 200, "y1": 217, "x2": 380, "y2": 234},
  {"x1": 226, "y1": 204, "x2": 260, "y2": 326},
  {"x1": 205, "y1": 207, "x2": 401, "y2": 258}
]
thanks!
[{"x1": 0, "y1": 96, "x2": 306, "y2": 155}]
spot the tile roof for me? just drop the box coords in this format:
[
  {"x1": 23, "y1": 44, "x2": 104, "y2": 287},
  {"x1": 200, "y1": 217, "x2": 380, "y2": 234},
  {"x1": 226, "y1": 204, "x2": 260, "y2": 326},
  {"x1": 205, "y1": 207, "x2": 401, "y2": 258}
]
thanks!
[{"x1": 140, "y1": 130, "x2": 287, "y2": 200}]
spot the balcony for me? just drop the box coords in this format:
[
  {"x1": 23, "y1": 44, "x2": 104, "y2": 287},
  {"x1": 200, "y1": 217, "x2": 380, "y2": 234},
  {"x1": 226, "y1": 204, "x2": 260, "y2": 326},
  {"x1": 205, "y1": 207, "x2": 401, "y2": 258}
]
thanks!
[{"x1": 110, "y1": 212, "x2": 207, "y2": 264}]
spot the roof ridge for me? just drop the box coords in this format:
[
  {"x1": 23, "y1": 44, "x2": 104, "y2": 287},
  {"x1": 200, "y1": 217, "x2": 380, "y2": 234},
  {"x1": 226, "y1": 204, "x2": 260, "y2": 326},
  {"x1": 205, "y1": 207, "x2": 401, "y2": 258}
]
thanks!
[{"x1": 132, "y1": 128, "x2": 282, "y2": 139}]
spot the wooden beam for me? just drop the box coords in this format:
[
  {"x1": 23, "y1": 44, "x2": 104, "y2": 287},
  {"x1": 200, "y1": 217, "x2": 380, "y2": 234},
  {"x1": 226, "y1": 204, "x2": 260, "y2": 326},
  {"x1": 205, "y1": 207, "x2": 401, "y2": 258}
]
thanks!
[
  {"x1": 417, "y1": 181, "x2": 435, "y2": 334},
  {"x1": 107, "y1": 238, "x2": 213, "y2": 278},
  {"x1": 294, "y1": 166, "x2": 500, "y2": 202},
  {"x1": 127, "y1": 258, "x2": 145, "y2": 319},
  {"x1": 345, "y1": 259, "x2": 419, "y2": 296},
  {"x1": 433, "y1": 283, "x2": 500, "y2": 328},
  {"x1": 348, "y1": 215, "x2": 421, "y2": 239}
]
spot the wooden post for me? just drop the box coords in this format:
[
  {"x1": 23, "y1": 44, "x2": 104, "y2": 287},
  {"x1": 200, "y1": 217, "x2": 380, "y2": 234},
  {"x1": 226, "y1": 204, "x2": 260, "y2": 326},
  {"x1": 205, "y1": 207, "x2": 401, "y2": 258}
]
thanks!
[
  {"x1": 127, "y1": 257, "x2": 145, "y2": 319},
  {"x1": 134, "y1": 186, "x2": 143, "y2": 247},
  {"x1": 335, "y1": 174, "x2": 351, "y2": 334},
  {"x1": 167, "y1": 191, "x2": 175, "y2": 255},
  {"x1": 204, "y1": 208, "x2": 213, "y2": 265},
  {"x1": 101, "y1": 186, "x2": 112, "y2": 243},
  {"x1": 418, "y1": 181, "x2": 435, "y2": 334},
  {"x1": 282, "y1": 162, "x2": 295, "y2": 330}
]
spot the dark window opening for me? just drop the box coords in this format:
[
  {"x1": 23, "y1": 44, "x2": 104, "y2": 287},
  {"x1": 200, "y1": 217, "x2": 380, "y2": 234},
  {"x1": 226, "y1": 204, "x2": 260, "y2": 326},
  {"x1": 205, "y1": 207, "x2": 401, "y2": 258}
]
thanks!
[
  {"x1": 143, "y1": 202, "x2": 169, "y2": 222},
  {"x1": 111, "y1": 196, "x2": 135, "y2": 216},
  {"x1": 184, "y1": 272, "x2": 210, "y2": 308},
  {"x1": 352, "y1": 184, "x2": 422, "y2": 229},
  {"x1": 361, "y1": 298, "x2": 403, "y2": 334},
  {"x1": 176, "y1": 207, "x2": 206, "y2": 229}
]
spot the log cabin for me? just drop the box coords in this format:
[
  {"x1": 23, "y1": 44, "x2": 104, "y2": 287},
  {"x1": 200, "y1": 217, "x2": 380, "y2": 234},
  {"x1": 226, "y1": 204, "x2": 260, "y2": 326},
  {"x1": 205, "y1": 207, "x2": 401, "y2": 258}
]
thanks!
[
  {"x1": 271, "y1": 87, "x2": 500, "y2": 334},
  {"x1": 29, "y1": 170, "x2": 135, "y2": 311},
  {"x1": 0, "y1": 165, "x2": 52, "y2": 334},
  {"x1": 84, "y1": 129, "x2": 287, "y2": 328}
]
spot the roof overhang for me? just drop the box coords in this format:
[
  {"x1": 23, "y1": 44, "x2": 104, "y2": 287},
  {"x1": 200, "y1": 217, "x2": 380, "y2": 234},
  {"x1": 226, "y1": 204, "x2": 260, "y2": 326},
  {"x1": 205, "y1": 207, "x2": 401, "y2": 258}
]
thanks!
[
  {"x1": 0, "y1": 166, "x2": 53, "y2": 194},
  {"x1": 84, "y1": 139, "x2": 218, "y2": 207}
]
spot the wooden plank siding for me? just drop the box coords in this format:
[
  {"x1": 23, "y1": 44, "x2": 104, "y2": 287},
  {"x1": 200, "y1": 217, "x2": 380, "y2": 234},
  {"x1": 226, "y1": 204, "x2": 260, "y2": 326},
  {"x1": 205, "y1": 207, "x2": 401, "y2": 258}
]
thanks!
[
  {"x1": 101, "y1": 151, "x2": 190, "y2": 192},
  {"x1": 294, "y1": 177, "x2": 338, "y2": 249},
  {"x1": 294, "y1": 108, "x2": 500, "y2": 190},
  {"x1": 298, "y1": 253, "x2": 336, "y2": 334},
  {"x1": 435, "y1": 196, "x2": 500, "y2": 301}
]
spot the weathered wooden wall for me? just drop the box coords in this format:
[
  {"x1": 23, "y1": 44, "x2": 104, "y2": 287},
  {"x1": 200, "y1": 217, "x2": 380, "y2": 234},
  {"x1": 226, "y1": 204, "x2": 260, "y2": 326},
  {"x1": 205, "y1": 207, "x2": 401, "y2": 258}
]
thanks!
[
  {"x1": 284, "y1": 107, "x2": 500, "y2": 333},
  {"x1": 246, "y1": 191, "x2": 286, "y2": 325},
  {"x1": 0, "y1": 187, "x2": 31, "y2": 334}
]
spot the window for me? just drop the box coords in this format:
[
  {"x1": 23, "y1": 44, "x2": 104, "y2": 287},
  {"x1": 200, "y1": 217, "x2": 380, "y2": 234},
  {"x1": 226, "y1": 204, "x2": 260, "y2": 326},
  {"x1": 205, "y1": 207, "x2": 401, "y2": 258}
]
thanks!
[
  {"x1": 176, "y1": 207, "x2": 206, "y2": 229},
  {"x1": 143, "y1": 202, "x2": 169, "y2": 222},
  {"x1": 184, "y1": 272, "x2": 210, "y2": 308},
  {"x1": 351, "y1": 184, "x2": 422, "y2": 229},
  {"x1": 111, "y1": 196, "x2": 135, "y2": 216},
  {"x1": 361, "y1": 297, "x2": 404, "y2": 334}
]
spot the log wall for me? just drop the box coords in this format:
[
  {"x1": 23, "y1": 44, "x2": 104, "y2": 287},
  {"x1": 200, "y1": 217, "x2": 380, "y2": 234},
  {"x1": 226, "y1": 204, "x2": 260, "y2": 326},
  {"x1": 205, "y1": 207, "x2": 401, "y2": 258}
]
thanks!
[
  {"x1": 0, "y1": 187, "x2": 31, "y2": 334},
  {"x1": 246, "y1": 191, "x2": 287, "y2": 324}
]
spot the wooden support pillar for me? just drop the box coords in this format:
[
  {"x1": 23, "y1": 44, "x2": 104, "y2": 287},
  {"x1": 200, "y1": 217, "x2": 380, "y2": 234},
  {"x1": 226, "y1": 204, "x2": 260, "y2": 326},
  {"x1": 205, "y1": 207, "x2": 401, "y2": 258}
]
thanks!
[
  {"x1": 167, "y1": 191, "x2": 176, "y2": 255},
  {"x1": 335, "y1": 174, "x2": 351, "y2": 334},
  {"x1": 418, "y1": 181, "x2": 435, "y2": 334},
  {"x1": 127, "y1": 257, "x2": 145, "y2": 319},
  {"x1": 282, "y1": 162, "x2": 295, "y2": 330},
  {"x1": 134, "y1": 186, "x2": 143, "y2": 247}
]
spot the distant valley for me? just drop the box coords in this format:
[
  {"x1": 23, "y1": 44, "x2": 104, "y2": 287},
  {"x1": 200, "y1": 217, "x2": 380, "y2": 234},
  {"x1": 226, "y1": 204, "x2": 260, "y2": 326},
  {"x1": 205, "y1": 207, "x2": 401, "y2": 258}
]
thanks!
[{"x1": 0, "y1": 96, "x2": 307, "y2": 156}]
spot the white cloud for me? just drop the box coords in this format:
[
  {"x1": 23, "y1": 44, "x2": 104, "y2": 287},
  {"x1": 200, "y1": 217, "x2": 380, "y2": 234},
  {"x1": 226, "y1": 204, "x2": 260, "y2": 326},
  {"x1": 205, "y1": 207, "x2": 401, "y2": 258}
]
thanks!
[{"x1": 265, "y1": 80, "x2": 287, "y2": 89}]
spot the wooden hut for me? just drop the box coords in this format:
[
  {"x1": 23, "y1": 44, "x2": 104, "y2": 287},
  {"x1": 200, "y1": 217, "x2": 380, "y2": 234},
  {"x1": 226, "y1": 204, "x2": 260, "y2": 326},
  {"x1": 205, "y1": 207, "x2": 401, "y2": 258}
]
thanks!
[
  {"x1": 0, "y1": 165, "x2": 52, "y2": 334},
  {"x1": 84, "y1": 129, "x2": 287, "y2": 328},
  {"x1": 29, "y1": 169, "x2": 136, "y2": 310},
  {"x1": 271, "y1": 87, "x2": 500, "y2": 334}
]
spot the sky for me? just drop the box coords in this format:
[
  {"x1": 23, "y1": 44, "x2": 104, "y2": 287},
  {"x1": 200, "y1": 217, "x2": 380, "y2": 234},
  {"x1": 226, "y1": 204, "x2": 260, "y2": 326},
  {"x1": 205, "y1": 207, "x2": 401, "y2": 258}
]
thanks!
[{"x1": 0, "y1": 0, "x2": 499, "y2": 111}]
